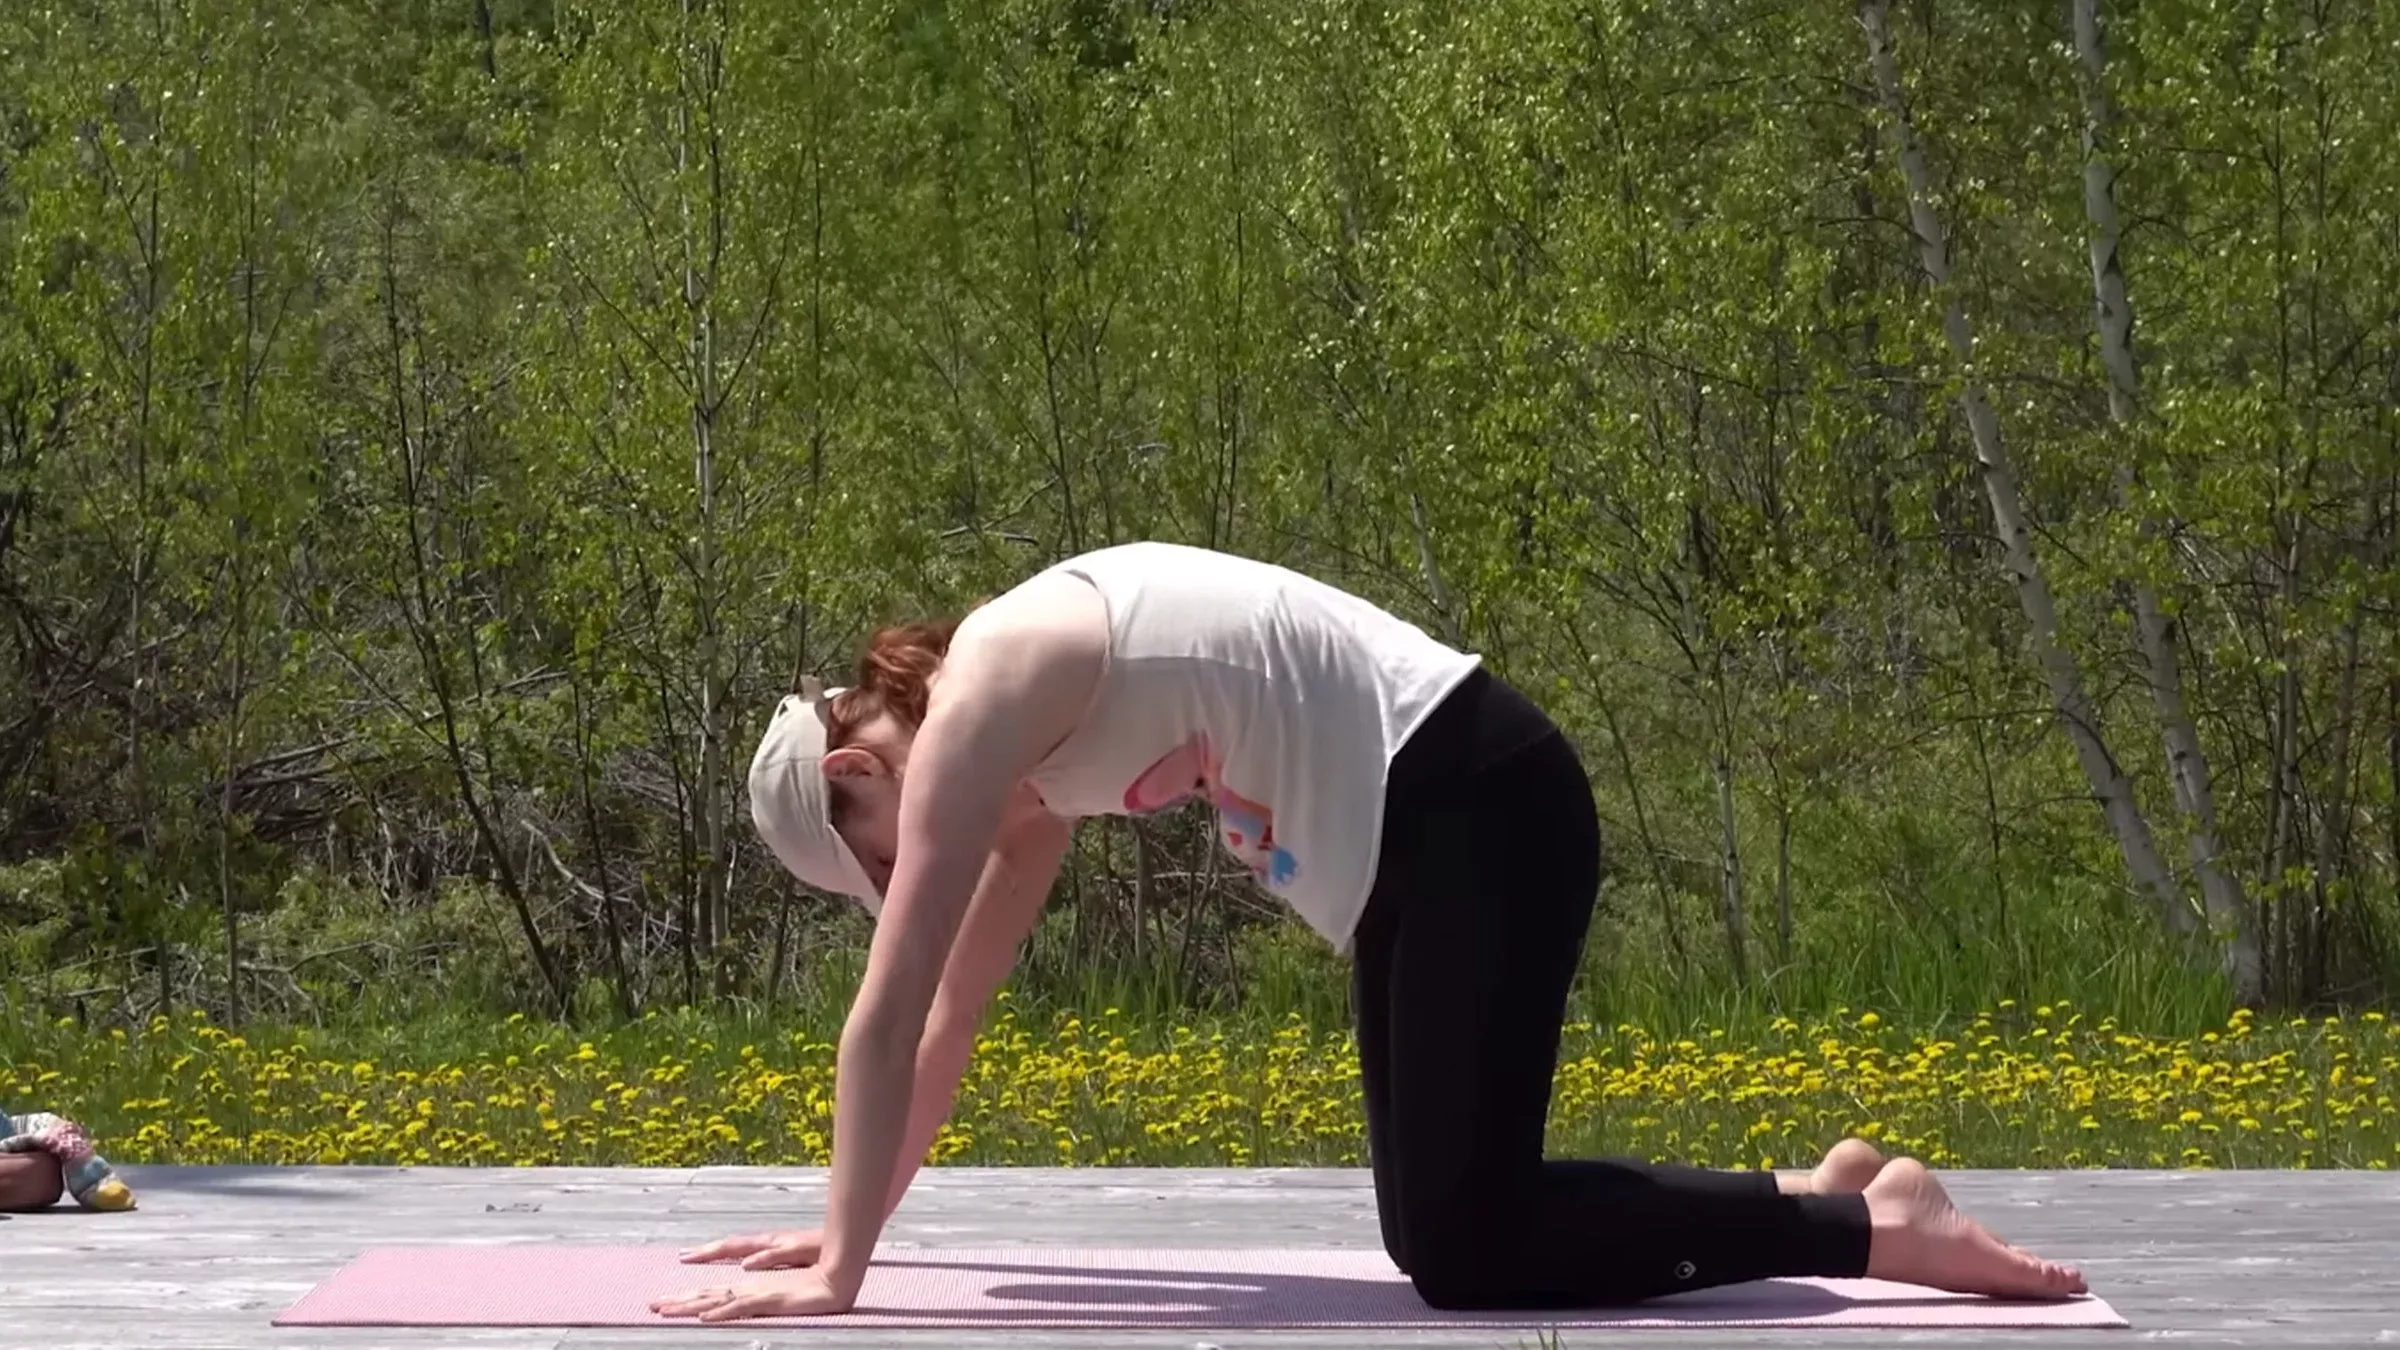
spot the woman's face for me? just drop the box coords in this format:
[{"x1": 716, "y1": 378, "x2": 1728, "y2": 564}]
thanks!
[
  {"x1": 831, "y1": 769, "x2": 902, "y2": 896},
  {"x1": 823, "y1": 708, "x2": 915, "y2": 897},
  {"x1": 818, "y1": 698, "x2": 1052, "y2": 901}
]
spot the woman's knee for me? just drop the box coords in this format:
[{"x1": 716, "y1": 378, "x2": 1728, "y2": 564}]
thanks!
[
  {"x1": 1404, "y1": 1232, "x2": 1651, "y2": 1311},
  {"x1": 1408, "y1": 1264, "x2": 1498, "y2": 1311},
  {"x1": 1403, "y1": 1240, "x2": 1517, "y2": 1310},
  {"x1": 1411, "y1": 1267, "x2": 1647, "y2": 1312},
  {"x1": 0, "y1": 1152, "x2": 64, "y2": 1211}
]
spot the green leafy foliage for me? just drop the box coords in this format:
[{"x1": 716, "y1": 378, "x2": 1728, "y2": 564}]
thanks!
[{"x1": 2, "y1": 0, "x2": 2396, "y2": 1031}]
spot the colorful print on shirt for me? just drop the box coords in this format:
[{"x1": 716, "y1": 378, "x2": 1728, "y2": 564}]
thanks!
[{"x1": 1121, "y1": 734, "x2": 1299, "y2": 887}]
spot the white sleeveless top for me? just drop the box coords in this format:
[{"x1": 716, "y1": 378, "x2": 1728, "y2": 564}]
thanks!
[{"x1": 1022, "y1": 542, "x2": 1482, "y2": 952}]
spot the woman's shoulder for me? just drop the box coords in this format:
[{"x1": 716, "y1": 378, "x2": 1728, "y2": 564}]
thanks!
[
  {"x1": 962, "y1": 567, "x2": 1109, "y2": 646},
  {"x1": 941, "y1": 572, "x2": 1111, "y2": 720}
]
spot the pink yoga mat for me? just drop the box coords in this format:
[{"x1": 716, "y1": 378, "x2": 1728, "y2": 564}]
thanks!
[{"x1": 274, "y1": 1245, "x2": 2129, "y2": 1330}]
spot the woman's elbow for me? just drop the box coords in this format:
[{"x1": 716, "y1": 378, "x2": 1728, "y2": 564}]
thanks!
[{"x1": 841, "y1": 1003, "x2": 928, "y2": 1065}]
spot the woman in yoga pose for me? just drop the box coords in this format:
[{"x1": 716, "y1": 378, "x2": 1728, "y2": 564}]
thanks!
[{"x1": 656, "y1": 541, "x2": 2084, "y2": 1322}]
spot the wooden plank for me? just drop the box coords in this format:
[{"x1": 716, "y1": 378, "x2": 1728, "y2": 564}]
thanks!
[
  {"x1": 4, "y1": 1166, "x2": 2397, "y2": 1349},
  {"x1": 0, "y1": 1164, "x2": 683, "y2": 1350}
]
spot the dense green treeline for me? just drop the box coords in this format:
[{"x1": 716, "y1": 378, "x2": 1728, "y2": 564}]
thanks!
[{"x1": 2, "y1": 0, "x2": 2396, "y2": 1032}]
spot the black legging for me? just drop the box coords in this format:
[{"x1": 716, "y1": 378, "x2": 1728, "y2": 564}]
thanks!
[{"x1": 1349, "y1": 668, "x2": 1872, "y2": 1309}]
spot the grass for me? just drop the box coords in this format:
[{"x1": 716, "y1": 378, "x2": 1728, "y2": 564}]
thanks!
[
  {"x1": 10, "y1": 816, "x2": 2362, "y2": 1181},
  {"x1": 4, "y1": 997, "x2": 2389, "y2": 1170}
]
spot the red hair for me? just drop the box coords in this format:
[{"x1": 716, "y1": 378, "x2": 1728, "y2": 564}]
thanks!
[{"x1": 824, "y1": 617, "x2": 964, "y2": 746}]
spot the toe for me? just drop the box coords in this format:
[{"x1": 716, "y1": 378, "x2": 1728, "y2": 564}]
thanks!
[{"x1": 2025, "y1": 1256, "x2": 2084, "y2": 1298}]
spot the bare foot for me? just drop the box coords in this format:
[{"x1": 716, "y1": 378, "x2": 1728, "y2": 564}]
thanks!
[
  {"x1": 1810, "y1": 1137, "x2": 1887, "y2": 1194},
  {"x1": 1863, "y1": 1158, "x2": 2086, "y2": 1299},
  {"x1": 1774, "y1": 1138, "x2": 1889, "y2": 1196}
]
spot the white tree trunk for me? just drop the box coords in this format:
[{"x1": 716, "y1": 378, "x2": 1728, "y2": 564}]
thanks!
[
  {"x1": 1713, "y1": 744, "x2": 1750, "y2": 987},
  {"x1": 1860, "y1": 0, "x2": 2196, "y2": 941},
  {"x1": 2072, "y1": 0, "x2": 2263, "y2": 1003},
  {"x1": 1409, "y1": 490, "x2": 1467, "y2": 647},
  {"x1": 681, "y1": 0, "x2": 731, "y2": 966}
]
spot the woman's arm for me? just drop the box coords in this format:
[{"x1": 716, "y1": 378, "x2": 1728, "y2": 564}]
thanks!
[
  {"x1": 879, "y1": 809, "x2": 1073, "y2": 1219},
  {"x1": 676, "y1": 813, "x2": 1074, "y2": 1274},
  {"x1": 817, "y1": 584, "x2": 1106, "y2": 1299}
]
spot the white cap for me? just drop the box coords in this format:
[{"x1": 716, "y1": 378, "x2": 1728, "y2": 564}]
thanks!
[{"x1": 747, "y1": 677, "x2": 882, "y2": 910}]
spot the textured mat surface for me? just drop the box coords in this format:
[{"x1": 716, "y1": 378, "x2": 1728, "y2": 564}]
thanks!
[{"x1": 273, "y1": 1245, "x2": 2130, "y2": 1329}]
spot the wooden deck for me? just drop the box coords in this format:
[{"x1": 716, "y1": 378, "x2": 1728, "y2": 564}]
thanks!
[{"x1": 1, "y1": 1165, "x2": 2389, "y2": 1348}]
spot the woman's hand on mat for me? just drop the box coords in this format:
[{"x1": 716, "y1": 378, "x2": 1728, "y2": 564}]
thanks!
[
  {"x1": 651, "y1": 1267, "x2": 855, "y2": 1322},
  {"x1": 677, "y1": 1228, "x2": 824, "y2": 1270}
]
